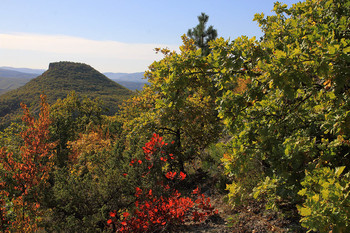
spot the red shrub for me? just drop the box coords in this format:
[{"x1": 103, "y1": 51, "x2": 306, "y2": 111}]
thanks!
[{"x1": 107, "y1": 134, "x2": 217, "y2": 232}]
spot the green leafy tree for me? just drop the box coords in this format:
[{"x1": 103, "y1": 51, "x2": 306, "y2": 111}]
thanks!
[
  {"x1": 43, "y1": 128, "x2": 134, "y2": 232},
  {"x1": 208, "y1": 0, "x2": 350, "y2": 230},
  {"x1": 120, "y1": 37, "x2": 223, "y2": 172},
  {"x1": 50, "y1": 91, "x2": 106, "y2": 167},
  {"x1": 298, "y1": 166, "x2": 350, "y2": 232},
  {"x1": 187, "y1": 12, "x2": 218, "y2": 56}
]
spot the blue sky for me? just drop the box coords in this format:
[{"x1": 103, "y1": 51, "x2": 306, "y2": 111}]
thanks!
[{"x1": 0, "y1": 0, "x2": 299, "y2": 73}]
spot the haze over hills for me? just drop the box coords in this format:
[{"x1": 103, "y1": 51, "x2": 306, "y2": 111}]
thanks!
[
  {"x1": 104, "y1": 72, "x2": 147, "y2": 83},
  {"x1": 0, "y1": 61, "x2": 133, "y2": 129},
  {"x1": 0, "y1": 68, "x2": 40, "y2": 79},
  {"x1": 0, "y1": 66, "x2": 147, "y2": 92},
  {"x1": 105, "y1": 72, "x2": 147, "y2": 91},
  {"x1": 0, "y1": 77, "x2": 29, "y2": 95},
  {"x1": 0, "y1": 66, "x2": 46, "y2": 75},
  {"x1": 0, "y1": 68, "x2": 40, "y2": 95}
]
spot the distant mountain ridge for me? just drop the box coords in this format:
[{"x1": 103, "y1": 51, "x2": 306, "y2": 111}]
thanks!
[
  {"x1": 0, "y1": 66, "x2": 147, "y2": 91},
  {"x1": 0, "y1": 77, "x2": 29, "y2": 95},
  {"x1": 0, "y1": 68, "x2": 39, "y2": 95},
  {"x1": 0, "y1": 66, "x2": 46, "y2": 75},
  {"x1": 104, "y1": 72, "x2": 147, "y2": 83},
  {"x1": 0, "y1": 62, "x2": 133, "y2": 129},
  {"x1": 0, "y1": 68, "x2": 40, "y2": 79}
]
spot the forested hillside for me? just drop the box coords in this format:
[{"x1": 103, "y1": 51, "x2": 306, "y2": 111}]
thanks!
[
  {"x1": 0, "y1": 62, "x2": 132, "y2": 129},
  {"x1": 0, "y1": 68, "x2": 40, "y2": 79},
  {"x1": 0, "y1": 68, "x2": 39, "y2": 95},
  {"x1": 0, "y1": 77, "x2": 30, "y2": 95},
  {"x1": 1, "y1": 0, "x2": 349, "y2": 232},
  {"x1": 0, "y1": 67, "x2": 146, "y2": 94}
]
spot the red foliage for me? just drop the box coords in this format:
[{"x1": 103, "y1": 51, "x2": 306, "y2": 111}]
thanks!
[
  {"x1": 179, "y1": 171, "x2": 186, "y2": 180},
  {"x1": 165, "y1": 171, "x2": 177, "y2": 180},
  {"x1": 1, "y1": 95, "x2": 54, "y2": 194},
  {"x1": 0, "y1": 196, "x2": 9, "y2": 232},
  {"x1": 107, "y1": 134, "x2": 216, "y2": 232},
  {"x1": 135, "y1": 187, "x2": 143, "y2": 198},
  {"x1": 0, "y1": 95, "x2": 55, "y2": 231},
  {"x1": 108, "y1": 185, "x2": 216, "y2": 232},
  {"x1": 142, "y1": 133, "x2": 164, "y2": 155}
]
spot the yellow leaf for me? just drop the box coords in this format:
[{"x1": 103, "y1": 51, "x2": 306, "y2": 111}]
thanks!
[{"x1": 299, "y1": 207, "x2": 312, "y2": 216}]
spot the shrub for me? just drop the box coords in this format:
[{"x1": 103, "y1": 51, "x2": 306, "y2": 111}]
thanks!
[
  {"x1": 298, "y1": 166, "x2": 350, "y2": 232},
  {"x1": 107, "y1": 134, "x2": 217, "y2": 232}
]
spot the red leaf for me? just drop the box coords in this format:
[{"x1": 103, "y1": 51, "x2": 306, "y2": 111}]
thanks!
[
  {"x1": 179, "y1": 172, "x2": 186, "y2": 180},
  {"x1": 192, "y1": 187, "x2": 199, "y2": 194}
]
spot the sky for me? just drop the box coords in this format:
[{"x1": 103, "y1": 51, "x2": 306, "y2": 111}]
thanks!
[{"x1": 0, "y1": 0, "x2": 300, "y2": 73}]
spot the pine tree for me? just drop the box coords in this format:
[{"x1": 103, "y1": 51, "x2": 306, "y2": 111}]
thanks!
[{"x1": 187, "y1": 12, "x2": 217, "y2": 56}]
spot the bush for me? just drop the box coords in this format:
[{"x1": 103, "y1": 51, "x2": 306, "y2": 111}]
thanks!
[
  {"x1": 298, "y1": 166, "x2": 350, "y2": 232},
  {"x1": 107, "y1": 134, "x2": 217, "y2": 232}
]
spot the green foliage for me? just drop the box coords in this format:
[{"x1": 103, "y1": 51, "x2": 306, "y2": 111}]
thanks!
[
  {"x1": 41, "y1": 114, "x2": 146, "y2": 232},
  {"x1": 44, "y1": 138, "x2": 134, "y2": 232},
  {"x1": 298, "y1": 166, "x2": 350, "y2": 232},
  {"x1": 210, "y1": 0, "x2": 350, "y2": 230},
  {"x1": 252, "y1": 176, "x2": 281, "y2": 211},
  {"x1": 120, "y1": 37, "x2": 223, "y2": 171},
  {"x1": 50, "y1": 91, "x2": 106, "y2": 167},
  {"x1": 0, "y1": 122, "x2": 24, "y2": 154},
  {"x1": 201, "y1": 143, "x2": 228, "y2": 192}
]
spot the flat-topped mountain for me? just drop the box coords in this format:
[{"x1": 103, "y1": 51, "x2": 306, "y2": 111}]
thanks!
[
  {"x1": 0, "y1": 66, "x2": 147, "y2": 92},
  {"x1": 0, "y1": 61, "x2": 133, "y2": 128}
]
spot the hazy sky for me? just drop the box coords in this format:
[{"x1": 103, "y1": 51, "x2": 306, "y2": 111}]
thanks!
[{"x1": 0, "y1": 0, "x2": 299, "y2": 73}]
